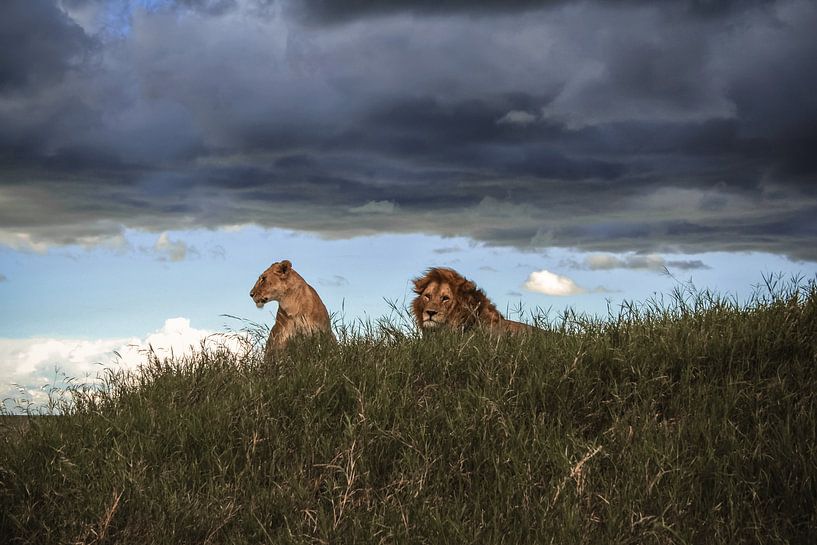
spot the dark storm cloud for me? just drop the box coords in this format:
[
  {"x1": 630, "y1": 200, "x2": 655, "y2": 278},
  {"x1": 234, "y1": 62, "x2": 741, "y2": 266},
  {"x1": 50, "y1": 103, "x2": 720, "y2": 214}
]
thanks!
[
  {"x1": 1, "y1": 0, "x2": 816, "y2": 260},
  {"x1": 294, "y1": 0, "x2": 555, "y2": 22},
  {"x1": 292, "y1": 0, "x2": 778, "y2": 23},
  {"x1": 0, "y1": 0, "x2": 92, "y2": 93},
  {"x1": 177, "y1": 0, "x2": 238, "y2": 14},
  {"x1": 348, "y1": 96, "x2": 625, "y2": 180},
  {"x1": 61, "y1": 0, "x2": 239, "y2": 15}
]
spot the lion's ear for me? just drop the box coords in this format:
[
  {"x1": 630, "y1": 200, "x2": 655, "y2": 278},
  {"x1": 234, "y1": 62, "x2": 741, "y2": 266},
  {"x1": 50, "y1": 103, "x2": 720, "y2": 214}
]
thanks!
[
  {"x1": 412, "y1": 276, "x2": 430, "y2": 294},
  {"x1": 461, "y1": 280, "x2": 476, "y2": 293},
  {"x1": 278, "y1": 260, "x2": 292, "y2": 276}
]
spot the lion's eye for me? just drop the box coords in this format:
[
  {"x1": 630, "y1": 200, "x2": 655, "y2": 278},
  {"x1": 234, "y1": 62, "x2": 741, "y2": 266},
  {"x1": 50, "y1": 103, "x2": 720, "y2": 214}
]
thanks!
[
  {"x1": 441, "y1": 295, "x2": 450, "y2": 302},
  {"x1": 424, "y1": 294, "x2": 431, "y2": 300}
]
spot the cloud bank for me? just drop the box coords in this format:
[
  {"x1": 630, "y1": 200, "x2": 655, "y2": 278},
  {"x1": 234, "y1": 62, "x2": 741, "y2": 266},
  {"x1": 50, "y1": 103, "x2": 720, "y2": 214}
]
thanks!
[
  {"x1": 580, "y1": 253, "x2": 711, "y2": 272},
  {"x1": 0, "y1": 317, "x2": 247, "y2": 412},
  {"x1": 1, "y1": 0, "x2": 816, "y2": 259}
]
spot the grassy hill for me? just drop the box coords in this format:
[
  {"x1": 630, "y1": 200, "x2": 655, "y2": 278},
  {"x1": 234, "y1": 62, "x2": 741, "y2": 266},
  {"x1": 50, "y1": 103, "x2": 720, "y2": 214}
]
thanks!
[{"x1": 2, "y1": 279, "x2": 816, "y2": 544}]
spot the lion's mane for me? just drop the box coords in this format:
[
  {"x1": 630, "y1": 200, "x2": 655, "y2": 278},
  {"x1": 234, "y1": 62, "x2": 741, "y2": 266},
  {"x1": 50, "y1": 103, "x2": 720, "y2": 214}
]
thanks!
[{"x1": 411, "y1": 267, "x2": 505, "y2": 331}]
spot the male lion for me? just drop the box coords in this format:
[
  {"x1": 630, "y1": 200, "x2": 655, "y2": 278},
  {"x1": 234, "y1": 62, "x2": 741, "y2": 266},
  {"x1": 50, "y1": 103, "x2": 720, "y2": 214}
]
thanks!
[
  {"x1": 250, "y1": 259, "x2": 334, "y2": 360},
  {"x1": 412, "y1": 267, "x2": 535, "y2": 334}
]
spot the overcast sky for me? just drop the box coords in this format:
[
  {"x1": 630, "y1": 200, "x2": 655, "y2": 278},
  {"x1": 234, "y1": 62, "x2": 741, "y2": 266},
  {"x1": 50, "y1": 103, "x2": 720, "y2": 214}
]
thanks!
[
  {"x1": 2, "y1": 0, "x2": 816, "y2": 257},
  {"x1": 1, "y1": 0, "x2": 816, "y2": 410}
]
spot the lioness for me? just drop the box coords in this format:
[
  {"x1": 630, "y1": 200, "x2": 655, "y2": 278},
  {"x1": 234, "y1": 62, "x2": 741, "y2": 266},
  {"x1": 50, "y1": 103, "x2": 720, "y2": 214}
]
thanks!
[
  {"x1": 412, "y1": 267, "x2": 535, "y2": 334},
  {"x1": 250, "y1": 259, "x2": 334, "y2": 359}
]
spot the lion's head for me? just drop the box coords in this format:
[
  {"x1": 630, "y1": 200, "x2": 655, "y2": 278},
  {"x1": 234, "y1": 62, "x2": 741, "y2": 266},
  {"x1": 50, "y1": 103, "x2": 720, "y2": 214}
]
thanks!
[
  {"x1": 411, "y1": 267, "x2": 503, "y2": 332},
  {"x1": 250, "y1": 259, "x2": 294, "y2": 308}
]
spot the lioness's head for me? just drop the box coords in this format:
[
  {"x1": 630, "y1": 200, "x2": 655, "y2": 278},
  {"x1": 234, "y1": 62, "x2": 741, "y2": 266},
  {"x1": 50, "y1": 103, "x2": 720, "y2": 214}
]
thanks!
[
  {"x1": 250, "y1": 259, "x2": 293, "y2": 308},
  {"x1": 411, "y1": 267, "x2": 499, "y2": 332}
]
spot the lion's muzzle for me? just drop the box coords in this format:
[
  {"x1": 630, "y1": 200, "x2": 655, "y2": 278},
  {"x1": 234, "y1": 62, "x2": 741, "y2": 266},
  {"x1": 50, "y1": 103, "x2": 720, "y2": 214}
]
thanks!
[{"x1": 422, "y1": 309, "x2": 441, "y2": 328}]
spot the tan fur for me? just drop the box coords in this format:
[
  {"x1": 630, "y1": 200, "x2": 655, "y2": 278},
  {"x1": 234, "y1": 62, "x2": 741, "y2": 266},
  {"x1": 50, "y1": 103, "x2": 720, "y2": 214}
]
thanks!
[
  {"x1": 250, "y1": 259, "x2": 334, "y2": 360},
  {"x1": 411, "y1": 267, "x2": 536, "y2": 334}
]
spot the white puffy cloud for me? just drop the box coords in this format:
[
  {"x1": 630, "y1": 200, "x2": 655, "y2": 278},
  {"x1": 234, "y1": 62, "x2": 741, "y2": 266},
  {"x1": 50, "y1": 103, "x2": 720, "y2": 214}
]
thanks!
[
  {"x1": 524, "y1": 269, "x2": 586, "y2": 296},
  {"x1": 0, "y1": 318, "x2": 248, "y2": 413}
]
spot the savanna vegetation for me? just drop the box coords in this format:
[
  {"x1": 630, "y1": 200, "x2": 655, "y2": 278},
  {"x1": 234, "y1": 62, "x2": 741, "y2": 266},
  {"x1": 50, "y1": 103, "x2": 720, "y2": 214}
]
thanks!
[{"x1": 1, "y1": 277, "x2": 816, "y2": 544}]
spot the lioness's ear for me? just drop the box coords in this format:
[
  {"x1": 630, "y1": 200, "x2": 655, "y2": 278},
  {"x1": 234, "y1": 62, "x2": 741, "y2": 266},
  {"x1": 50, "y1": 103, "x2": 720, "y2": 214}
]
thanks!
[{"x1": 278, "y1": 260, "x2": 291, "y2": 275}]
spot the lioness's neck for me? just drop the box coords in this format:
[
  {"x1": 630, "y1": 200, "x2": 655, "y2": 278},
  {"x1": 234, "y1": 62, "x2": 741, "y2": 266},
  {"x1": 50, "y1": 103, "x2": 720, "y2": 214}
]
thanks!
[{"x1": 276, "y1": 272, "x2": 310, "y2": 316}]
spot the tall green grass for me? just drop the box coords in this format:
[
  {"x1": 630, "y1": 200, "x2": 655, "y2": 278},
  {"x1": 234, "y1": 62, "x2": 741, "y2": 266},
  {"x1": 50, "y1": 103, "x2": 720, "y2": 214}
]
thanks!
[{"x1": 1, "y1": 278, "x2": 816, "y2": 544}]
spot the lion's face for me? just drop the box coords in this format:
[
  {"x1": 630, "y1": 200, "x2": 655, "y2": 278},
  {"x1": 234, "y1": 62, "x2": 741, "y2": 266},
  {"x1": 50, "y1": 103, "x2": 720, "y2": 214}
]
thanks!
[
  {"x1": 414, "y1": 280, "x2": 456, "y2": 330},
  {"x1": 250, "y1": 260, "x2": 292, "y2": 308}
]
